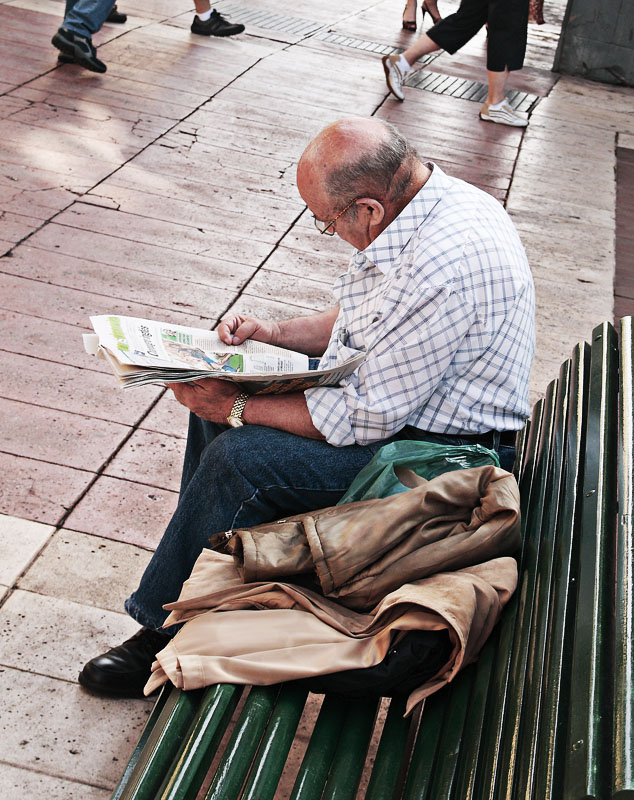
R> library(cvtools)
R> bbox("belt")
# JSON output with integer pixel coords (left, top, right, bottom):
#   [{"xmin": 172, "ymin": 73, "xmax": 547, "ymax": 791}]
[
  {"xmin": 400, "ymin": 426, "xmax": 518, "ymax": 449},
  {"xmin": 451, "ymin": 429, "xmax": 518, "ymax": 448}
]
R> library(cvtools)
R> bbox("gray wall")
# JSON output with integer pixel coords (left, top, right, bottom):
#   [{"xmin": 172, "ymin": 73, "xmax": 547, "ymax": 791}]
[{"xmin": 554, "ymin": 0, "xmax": 634, "ymax": 87}]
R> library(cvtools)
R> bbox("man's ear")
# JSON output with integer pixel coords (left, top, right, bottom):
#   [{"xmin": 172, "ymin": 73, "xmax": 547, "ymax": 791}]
[{"xmin": 356, "ymin": 197, "xmax": 385, "ymax": 227}]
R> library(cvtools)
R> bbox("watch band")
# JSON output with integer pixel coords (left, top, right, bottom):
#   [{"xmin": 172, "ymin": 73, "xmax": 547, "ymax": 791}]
[{"xmin": 227, "ymin": 392, "xmax": 249, "ymax": 427}]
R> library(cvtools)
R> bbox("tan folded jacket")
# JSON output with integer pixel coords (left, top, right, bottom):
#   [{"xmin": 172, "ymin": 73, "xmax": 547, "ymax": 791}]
[
  {"xmin": 147, "ymin": 553, "xmax": 517, "ymax": 715},
  {"xmin": 145, "ymin": 466, "xmax": 521, "ymax": 713},
  {"xmin": 224, "ymin": 465, "xmax": 520, "ymax": 609}
]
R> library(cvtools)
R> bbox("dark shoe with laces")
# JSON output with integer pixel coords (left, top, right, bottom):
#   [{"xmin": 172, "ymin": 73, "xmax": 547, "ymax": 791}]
[
  {"xmin": 190, "ymin": 10, "xmax": 245, "ymax": 36},
  {"xmin": 78, "ymin": 628, "xmax": 171, "ymax": 697},
  {"xmin": 51, "ymin": 27, "xmax": 107, "ymax": 73},
  {"xmin": 106, "ymin": 4, "xmax": 127, "ymax": 23}
]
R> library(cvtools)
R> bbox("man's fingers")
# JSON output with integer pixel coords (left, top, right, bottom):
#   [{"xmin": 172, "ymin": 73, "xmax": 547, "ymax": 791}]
[{"xmin": 217, "ymin": 315, "xmax": 261, "ymax": 345}]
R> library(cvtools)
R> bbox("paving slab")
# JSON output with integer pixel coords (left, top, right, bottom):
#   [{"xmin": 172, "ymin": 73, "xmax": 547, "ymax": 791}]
[
  {"xmin": 0, "ymin": 355, "xmax": 157, "ymax": 425},
  {"xmin": 0, "ymin": 452, "xmax": 94, "ymax": 526},
  {"xmin": 0, "ymin": 666, "xmax": 151, "ymax": 789},
  {"xmin": 104, "ymin": 428, "xmax": 187, "ymax": 492},
  {"xmin": 18, "ymin": 529, "xmax": 152, "ymax": 612},
  {"xmin": 53, "ymin": 203, "xmax": 274, "ymax": 265},
  {"xmin": 0, "ymin": 762, "xmax": 110, "ymax": 800},
  {"xmin": 9, "ymin": 239, "xmax": 243, "ymax": 322},
  {"xmin": 138, "ymin": 390, "xmax": 190, "ymax": 438},
  {"xmin": 64, "ymin": 474, "xmax": 178, "ymax": 549},
  {"xmin": 0, "ymin": 514, "xmax": 54, "ymax": 588},
  {"xmin": 0, "ymin": 588, "xmax": 143, "ymax": 681},
  {"xmin": 0, "ymin": 272, "xmax": 212, "ymax": 330}
]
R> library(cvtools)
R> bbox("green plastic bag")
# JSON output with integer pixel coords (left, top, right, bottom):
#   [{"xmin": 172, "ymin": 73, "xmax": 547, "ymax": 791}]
[{"xmin": 338, "ymin": 440, "xmax": 500, "ymax": 505}]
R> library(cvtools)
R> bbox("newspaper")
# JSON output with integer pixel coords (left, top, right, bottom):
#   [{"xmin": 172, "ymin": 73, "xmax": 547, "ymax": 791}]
[{"xmin": 83, "ymin": 315, "xmax": 365, "ymax": 394}]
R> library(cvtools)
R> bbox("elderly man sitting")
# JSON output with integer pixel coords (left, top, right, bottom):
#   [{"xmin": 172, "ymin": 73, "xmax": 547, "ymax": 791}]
[{"xmin": 79, "ymin": 116, "xmax": 535, "ymax": 697}]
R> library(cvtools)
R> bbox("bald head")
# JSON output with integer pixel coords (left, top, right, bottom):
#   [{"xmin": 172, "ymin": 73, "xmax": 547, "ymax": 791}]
[{"xmin": 297, "ymin": 118, "xmax": 423, "ymax": 242}]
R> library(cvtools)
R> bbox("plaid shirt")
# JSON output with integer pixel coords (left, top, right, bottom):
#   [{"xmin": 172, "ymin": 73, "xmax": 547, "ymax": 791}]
[{"xmin": 305, "ymin": 164, "xmax": 535, "ymax": 447}]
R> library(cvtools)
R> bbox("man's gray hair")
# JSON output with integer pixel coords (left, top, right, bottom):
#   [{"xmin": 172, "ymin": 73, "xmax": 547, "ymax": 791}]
[{"xmin": 325, "ymin": 120, "xmax": 417, "ymax": 214}]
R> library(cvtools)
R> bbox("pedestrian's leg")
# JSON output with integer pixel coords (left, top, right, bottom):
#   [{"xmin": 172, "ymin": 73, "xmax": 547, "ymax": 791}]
[
  {"xmin": 381, "ymin": 0, "xmax": 486, "ymax": 100},
  {"xmin": 486, "ymin": 67, "xmax": 508, "ymax": 105},
  {"xmin": 479, "ymin": 0, "xmax": 529, "ymax": 126},
  {"xmin": 52, "ymin": 0, "xmax": 113, "ymax": 72},
  {"xmin": 62, "ymin": 0, "xmax": 114, "ymax": 37}
]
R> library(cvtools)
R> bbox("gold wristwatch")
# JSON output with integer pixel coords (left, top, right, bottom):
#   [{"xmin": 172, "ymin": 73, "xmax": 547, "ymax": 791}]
[{"xmin": 227, "ymin": 392, "xmax": 249, "ymax": 427}]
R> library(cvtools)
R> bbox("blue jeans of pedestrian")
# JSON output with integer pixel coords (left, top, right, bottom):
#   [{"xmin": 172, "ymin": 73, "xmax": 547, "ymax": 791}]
[
  {"xmin": 63, "ymin": 0, "xmax": 114, "ymax": 37},
  {"xmin": 125, "ymin": 415, "xmax": 516, "ymax": 633}
]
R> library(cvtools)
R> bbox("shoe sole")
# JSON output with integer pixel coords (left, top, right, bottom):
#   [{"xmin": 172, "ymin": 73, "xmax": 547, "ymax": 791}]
[
  {"xmin": 190, "ymin": 25, "xmax": 245, "ymax": 36},
  {"xmin": 52, "ymin": 32, "xmax": 107, "ymax": 73},
  {"xmin": 78, "ymin": 669, "xmax": 154, "ymax": 698},
  {"xmin": 479, "ymin": 112, "xmax": 527, "ymax": 127},
  {"xmin": 381, "ymin": 57, "xmax": 404, "ymax": 101}
]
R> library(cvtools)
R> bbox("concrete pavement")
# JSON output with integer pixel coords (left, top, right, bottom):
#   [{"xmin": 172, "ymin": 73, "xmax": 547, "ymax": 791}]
[{"xmin": 1, "ymin": 0, "xmax": 633, "ymax": 794}]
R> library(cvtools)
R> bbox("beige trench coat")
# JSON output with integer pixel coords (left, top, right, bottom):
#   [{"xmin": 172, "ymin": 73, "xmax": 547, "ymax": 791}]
[{"xmin": 146, "ymin": 465, "xmax": 521, "ymax": 714}]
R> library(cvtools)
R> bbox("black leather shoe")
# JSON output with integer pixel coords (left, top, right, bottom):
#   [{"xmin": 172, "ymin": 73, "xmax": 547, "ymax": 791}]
[
  {"xmin": 106, "ymin": 4, "xmax": 127, "ymax": 23},
  {"xmin": 78, "ymin": 628, "xmax": 171, "ymax": 697},
  {"xmin": 190, "ymin": 10, "xmax": 245, "ymax": 36}
]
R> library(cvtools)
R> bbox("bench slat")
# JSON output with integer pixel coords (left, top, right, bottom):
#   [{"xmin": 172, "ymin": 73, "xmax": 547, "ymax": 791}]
[
  {"xmin": 111, "ymin": 685, "xmax": 170, "ymax": 800},
  {"xmin": 451, "ymin": 632, "xmax": 499, "ymax": 800},
  {"xmin": 565, "ymin": 321, "xmax": 619, "ymax": 800},
  {"xmin": 615, "ymin": 317, "xmax": 634, "ymax": 799},
  {"xmin": 403, "ymin": 686, "xmax": 447, "ymax": 799},
  {"xmin": 289, "ymin": 695, "xmax": 349, "ymax": 800},
  {"xmin": 513, "ymin": 361, "xmax": 573, "ymax": 798},
  {"xmin": 204, "ymin": 685, "xmax": 281, "ymax": 800},
  {"xmin": 320, "ymin": 697, "xmax": 380, "ymax": 800},
  {"xmin": 427, "ymin": 665, "xmax": 474, "ymax": 798},
  {"xmin": 532, "ymin": 345, "xmax": 589, "ymax": 800},
  {"xmin": 474, "ymin": 397, "xmax": 545, "ymax": 796},
  {"xmin": 492, "ymin": 380, "xmax": 559, "ymax": 800},
  {"xmin": 157, "ymin": 683, "xmax": 242, "ymax": 800},
  {"xmin": 364, "ymin": 695, "xmax": 411, "ymax": 800},
  {"xmin": 115, "ymin": 687, "xmax": 206, "ymax": 800},
  {"xmin": 241, "ymin": 683, "xmax": 308, "ymax": 800}
]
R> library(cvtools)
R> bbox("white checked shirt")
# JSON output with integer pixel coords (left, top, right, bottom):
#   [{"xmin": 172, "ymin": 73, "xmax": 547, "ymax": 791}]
[{"xmin": 305, "ymin": 164, "xmax": 535, "ymax": 447}]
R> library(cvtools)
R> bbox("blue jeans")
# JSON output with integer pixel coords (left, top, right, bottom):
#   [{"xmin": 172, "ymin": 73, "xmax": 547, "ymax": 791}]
[
  {"xmin": 125, "ymin": 415, "xmax": 516, "ymax": 632},
  {"xmin": 63, "ymin": 0, "xmax": 114, "ymax": 37}
]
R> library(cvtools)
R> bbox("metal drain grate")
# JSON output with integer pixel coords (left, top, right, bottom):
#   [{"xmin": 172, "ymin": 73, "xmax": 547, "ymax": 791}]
[
  {"xmin": 404, "ymin": 69, "xmax": 539, "ymax": 111},
  {"xmin": 315, "ymin": 31, "xmax": 398, "ymax": 57},
  {"xmin": 215, "ymin": 2, "xmax": 323, "ymax": 36}
]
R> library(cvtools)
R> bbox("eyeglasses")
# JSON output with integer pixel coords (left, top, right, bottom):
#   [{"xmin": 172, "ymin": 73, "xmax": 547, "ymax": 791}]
[{"xmin": 313, "ymin": 197, "xmax": 359, "ymax": 236}]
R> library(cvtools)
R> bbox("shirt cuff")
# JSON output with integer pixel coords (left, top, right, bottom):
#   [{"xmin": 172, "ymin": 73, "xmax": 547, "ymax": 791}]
[{"xmin": 305, "ymin": 386, "xmax": 356, "ymax": 447}]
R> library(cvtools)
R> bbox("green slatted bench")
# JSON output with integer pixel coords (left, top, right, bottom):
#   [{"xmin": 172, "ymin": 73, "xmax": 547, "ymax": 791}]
[{"xmin": 110, "ymin": 318, "xmax": 634, "ymax": 800}]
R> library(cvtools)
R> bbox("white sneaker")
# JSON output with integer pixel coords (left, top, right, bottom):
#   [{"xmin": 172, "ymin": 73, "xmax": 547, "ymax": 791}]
[
  {"xmin": 382, "ymin": 55, "xmax": 405, "ymax": 101},
  {"xmin": 479, "ymin": 99, "xmax": 528, "ymax": 127}
]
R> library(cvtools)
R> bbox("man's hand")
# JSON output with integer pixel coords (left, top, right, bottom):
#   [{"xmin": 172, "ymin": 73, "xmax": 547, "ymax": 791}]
[
  {"xmin": 168, "ymin": 378, "xmax": 239, "ymax": 423},
  {"xmin": 217, "ymin": 315, "xmax": 281, "ymax": 346}
]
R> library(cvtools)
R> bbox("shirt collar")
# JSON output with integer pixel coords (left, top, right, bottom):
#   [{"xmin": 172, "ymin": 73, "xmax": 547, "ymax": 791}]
[{"xmin": 360, "ymin": 163, "xmax": 450, "ymax": 275}]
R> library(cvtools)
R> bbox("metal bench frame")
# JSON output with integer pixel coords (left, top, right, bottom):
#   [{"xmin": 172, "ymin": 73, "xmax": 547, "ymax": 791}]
[{"xmin": 111, "ymin": 319, "xmax": 634, "ymax": 800}]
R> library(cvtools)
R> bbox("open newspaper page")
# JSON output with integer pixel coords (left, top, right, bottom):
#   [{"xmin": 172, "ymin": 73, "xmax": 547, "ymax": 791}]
[{"xmin": 84, "ymin": 315, "xmax": 365, "ymax": 394}]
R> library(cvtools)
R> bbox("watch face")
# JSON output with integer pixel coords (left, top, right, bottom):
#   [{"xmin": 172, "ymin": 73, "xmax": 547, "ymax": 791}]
[{"xmin": 227, "ymin": 416, "xmax": 243, "ymax": 428}]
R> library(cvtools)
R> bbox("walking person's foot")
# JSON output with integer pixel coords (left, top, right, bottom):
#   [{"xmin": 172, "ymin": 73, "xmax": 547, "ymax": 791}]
[
  {"xmin": 78, "ymin": 628, "xmax": 171, "ymax": 697},
  {"xmin": 382, "ymin": 54, "xmax": 407, "ymax": 101},
  {"xmin": 106, "ymin": 4, "xmax": 127, "ymax": 23},
  {"xmin": 51, "ymin": 28, "xmax": 107, "ymax": 72},
  {"xmin": 479, "ymin": 99, "xmax": 528, "ymax": 127},
  {"xmin": 191, "ymin": 10, "xmax": 245, "ymax": 36}
]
